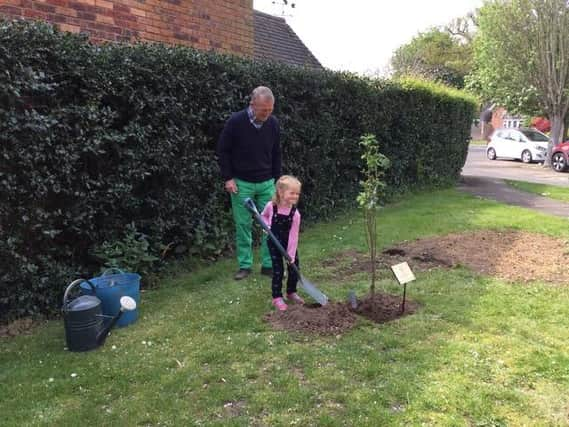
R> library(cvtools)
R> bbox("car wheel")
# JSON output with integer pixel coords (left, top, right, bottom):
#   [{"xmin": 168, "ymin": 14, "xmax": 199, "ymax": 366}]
[
  {"xmin": 487, "ymin": 148, "xmax": 497, "ymax": 160},
  {"xmin": 521, "ymin": 150, "xmax": 532, "ymax": 163},
  {"xmin": 552, "ymin": 152, "xmax": 566, "ymax": 172}
]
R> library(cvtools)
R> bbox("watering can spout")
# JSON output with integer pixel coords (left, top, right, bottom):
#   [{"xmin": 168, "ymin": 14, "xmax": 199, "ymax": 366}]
[{"xmin": 96, "ymin": 296, "xmax": 137, "ymax": 345}]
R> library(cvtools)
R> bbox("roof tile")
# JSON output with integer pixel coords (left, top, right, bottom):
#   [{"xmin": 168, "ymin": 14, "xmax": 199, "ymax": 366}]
[{"xmin": 253, "ymin": 10, "xmax": 322, "ymax": 69}]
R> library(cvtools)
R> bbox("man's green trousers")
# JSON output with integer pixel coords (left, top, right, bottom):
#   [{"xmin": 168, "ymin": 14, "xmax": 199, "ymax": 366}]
[{"xmin": 230, "ymin": 178, "xmax": 275, "ymax": 270}]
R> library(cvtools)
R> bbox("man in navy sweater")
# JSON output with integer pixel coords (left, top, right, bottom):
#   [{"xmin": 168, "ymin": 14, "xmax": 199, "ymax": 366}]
[{"xmin": 217, "ymin": 86, "xmax": 282, "ymax": 280}]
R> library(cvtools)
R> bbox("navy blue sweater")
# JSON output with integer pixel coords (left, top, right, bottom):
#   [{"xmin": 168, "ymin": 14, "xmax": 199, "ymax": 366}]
[{"xmin": 216, "ymin": 109, "xmax": 281, "ymax": 183}]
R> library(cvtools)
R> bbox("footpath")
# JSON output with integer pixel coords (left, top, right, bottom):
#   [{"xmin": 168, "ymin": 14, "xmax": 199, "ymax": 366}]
[{"xmin": 458, "ymin": 176, "xmax": 569, "ymax": 218}]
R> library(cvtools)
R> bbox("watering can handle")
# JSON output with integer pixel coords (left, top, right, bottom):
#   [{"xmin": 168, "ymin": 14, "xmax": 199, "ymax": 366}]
[
  {"xmin": 101, "ymin": 268, "xmax": 125, "ymax": 276},
  {"xmin": 62, "ymin": 278, "xmax": 97, "ymax": 313}
]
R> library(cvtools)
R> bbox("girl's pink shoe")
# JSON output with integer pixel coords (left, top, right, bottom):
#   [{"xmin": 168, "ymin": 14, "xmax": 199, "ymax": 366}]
[
  {"xmin": 272, "ymin": 297, "xmax": 288, "ymax": 311},
  {"xmin": 286, "ymin": 292, "xmax": 305, "ymax": 305}
]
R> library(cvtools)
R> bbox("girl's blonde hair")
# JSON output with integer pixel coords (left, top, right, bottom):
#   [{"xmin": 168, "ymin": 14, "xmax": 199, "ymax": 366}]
[{"xmin": 272, "ymin": 175, "xmax": 301, "ymax": 205}]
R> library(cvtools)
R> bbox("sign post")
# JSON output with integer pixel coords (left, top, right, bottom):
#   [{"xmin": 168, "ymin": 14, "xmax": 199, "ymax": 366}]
[{"xmin": 390, "ymin": 262, "xmax": 416, "ymax": 313}]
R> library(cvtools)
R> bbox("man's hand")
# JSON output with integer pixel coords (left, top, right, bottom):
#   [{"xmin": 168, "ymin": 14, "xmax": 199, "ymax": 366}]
[{"xmin": 224, "ymin": 179, "xmax": 238, "ymax": 194}]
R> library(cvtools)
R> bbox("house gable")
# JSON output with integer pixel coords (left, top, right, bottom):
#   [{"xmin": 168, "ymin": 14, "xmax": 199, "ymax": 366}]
[{"xmin": 253, "ymin": 10, "xmax": 322, "ymax": 69}]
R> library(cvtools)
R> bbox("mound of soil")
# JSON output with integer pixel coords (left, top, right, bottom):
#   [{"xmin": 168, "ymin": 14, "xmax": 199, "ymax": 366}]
[
  {"xmin": 355, "ymin": 292, "xmax": 420, "ymax": 323},
  {"xmin": 264, "ymin": 302, "xmax": 358, "ymax": 335}
]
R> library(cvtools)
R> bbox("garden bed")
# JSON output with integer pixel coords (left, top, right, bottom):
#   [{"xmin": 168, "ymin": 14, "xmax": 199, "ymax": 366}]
[
  {"xmin": 266, "ymin": 229, "xmax": 569, "ymax": 334},
  {"xmin": 323, "ymin": 230, "xmax": 569, "ymax": 285}
]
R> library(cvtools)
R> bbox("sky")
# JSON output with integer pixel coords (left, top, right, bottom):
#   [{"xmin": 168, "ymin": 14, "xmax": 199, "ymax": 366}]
[{"xmin": 253, "ymin": 0, "xmax": 483, "ymax": 75}]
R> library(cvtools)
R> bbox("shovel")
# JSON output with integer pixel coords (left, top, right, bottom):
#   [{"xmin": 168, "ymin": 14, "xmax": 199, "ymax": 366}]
[{"xmin": 243, "ymin": 198, "xmax": 329, "ymax": 306}]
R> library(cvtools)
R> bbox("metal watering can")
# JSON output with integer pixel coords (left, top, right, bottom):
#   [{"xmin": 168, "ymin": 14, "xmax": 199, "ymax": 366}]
[{"xmin": 62, "ymin": 279, "xmax": 136, "ymax": 352}]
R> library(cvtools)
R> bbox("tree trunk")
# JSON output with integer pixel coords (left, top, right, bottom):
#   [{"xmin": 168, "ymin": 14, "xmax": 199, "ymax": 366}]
[
  {"xmin": 369, "ymin": 211, "xmax": 377, "ymax": 295},
  {"xmin": 545, "ymin": 113, "xmax": 565, "ymax": 168},
  {"xmin": 364, "ymin": 209, "xmax": 376, "ymax": 295}
]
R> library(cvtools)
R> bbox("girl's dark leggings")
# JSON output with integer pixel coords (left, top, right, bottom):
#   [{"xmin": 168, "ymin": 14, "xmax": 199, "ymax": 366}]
[{"xmin": 268, "ymin": 244, "xmax": 299, "ymax": 298}]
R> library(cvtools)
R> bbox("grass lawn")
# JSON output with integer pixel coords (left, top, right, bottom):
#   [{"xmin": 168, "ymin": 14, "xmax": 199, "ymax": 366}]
[
  {"xmin": 2, "ymin": 189, "xmax": 569, "ymax": 426},
  {"xmin": 506, "ymin": 179, "xmax": 569, "ymax": 203}
]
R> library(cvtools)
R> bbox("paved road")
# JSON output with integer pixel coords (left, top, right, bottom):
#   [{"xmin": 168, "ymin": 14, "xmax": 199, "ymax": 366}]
[
  {"xmin": 462, "ymin": 145, "xmax": 569, "ymax": 187},
  {"xmin": 459, "ymin": 145, "xmax": 569, "ymax": 218},
  {"xmin": 458, "ymin": 176, "xmax": 569, "ymax": 217}
]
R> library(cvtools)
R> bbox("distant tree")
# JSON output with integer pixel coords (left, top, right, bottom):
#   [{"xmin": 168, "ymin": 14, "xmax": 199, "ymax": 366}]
[
  {"xmin": 445, "ymin": 10, "xmax": 479, "ymax": 43},
  {"xmin": 468, "ymin": 0, "xmax": 569, "ymax": 165},
  {"xmin": 391, "ymin": 28, "xmax": 473, "ymax": 89}
]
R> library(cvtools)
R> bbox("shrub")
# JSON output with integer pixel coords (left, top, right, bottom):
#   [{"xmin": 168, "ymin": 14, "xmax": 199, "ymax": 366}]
[{"xmin": 92, "ymin": 223, "xmax": 161, "ymax": 284}]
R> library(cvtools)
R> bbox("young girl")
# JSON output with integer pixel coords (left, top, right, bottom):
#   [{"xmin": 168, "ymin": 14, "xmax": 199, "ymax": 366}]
[{"xmin": 261, "ymin": 175, "xmax": 304, "ymax": 311}]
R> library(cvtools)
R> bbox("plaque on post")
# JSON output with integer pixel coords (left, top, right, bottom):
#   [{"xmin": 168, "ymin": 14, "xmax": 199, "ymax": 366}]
[{"xmin": 390, "ymin": 262, "xmax": 415, "ymax": 313}]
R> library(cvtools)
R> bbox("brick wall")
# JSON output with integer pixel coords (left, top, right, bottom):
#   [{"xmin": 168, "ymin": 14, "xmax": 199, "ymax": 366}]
[{"xmin": 0, "ymin": 0, "xmax": 254, "ymax": 56}]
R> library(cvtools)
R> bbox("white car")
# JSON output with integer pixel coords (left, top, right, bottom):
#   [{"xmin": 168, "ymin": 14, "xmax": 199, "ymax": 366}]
[{"xmin": 486, "ymin": 128, "xmax": 549, "ymax": 163}]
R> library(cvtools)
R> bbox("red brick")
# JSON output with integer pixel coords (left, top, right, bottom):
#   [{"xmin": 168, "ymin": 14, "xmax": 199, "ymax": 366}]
[
  {"xmin": 114, "ymin": 19, "xmax": 136, "ymax": 30},
  {"xmin": 68, "ymin": 1, "xmax": 96, "ymax": 12},
  {"xmin": 55, "ymin": 6, "xmax": 77, "ymax": 16},
  {"xmin": 1, "ymin": 0, "xmax": 23, "ymax": 6},
  {"xmin": 46, "ymin": 0, "xmax": 68, "ymax": 6},
  {"xmin": 58, "ymin": 22, "xmax": 80, "ymax": 32},
  {"xmin": 87, "ymin": 21, "xmax": 119, "ymax": 32},
  {"xmin": 52, "ymin": 13, "xmax": 66, "ymax": 22},
  {"xmin": 113, "ymin": 11, "xmax": 136, "ymax": 22},
  {"xmin": 112, "ymin": 3, "xmax": 128, "ymax": 13},
  {"xmin": 24, "ymin": 8, "xmax": 47, "ymax": 18},
  {"xmin": 34, "ymin": 2, "xmax": 56, "ymax": 12},
  {"xmin": 95, "ymin": 13, "xmax": 113, "ymax": 24},
  {"xmin": 129, "ymin": 6, "xmax": 144, "ymax": 16},
  {"xmin": 0, "ymin": 5, "xmax": 22, "ymax": 14},
  {"xmin": 95, "ymin": 0, "xmax": 112, "ymax": 7},
  {"xmin": 76, "ymin": 10, "xmax": 95, "ymax": 19}
]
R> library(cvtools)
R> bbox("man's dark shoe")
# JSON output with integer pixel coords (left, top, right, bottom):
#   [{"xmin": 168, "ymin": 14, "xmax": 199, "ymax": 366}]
[
  {"xmin": 234, "ymin": 268, "xmax": 251, "ymax": 280},
  {"xmin": 260, "ymin": 267, "xmax": 273, "ymax": 277}
]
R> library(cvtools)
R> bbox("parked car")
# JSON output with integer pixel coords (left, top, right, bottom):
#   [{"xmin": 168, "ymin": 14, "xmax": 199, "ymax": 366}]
[
  {"xmin": 486, "ymin": 128, "xmax": 549, "ymax": 163},
  {"xmin": 551, "ymin": 140, "xmax": 569, "ymax": 172}
]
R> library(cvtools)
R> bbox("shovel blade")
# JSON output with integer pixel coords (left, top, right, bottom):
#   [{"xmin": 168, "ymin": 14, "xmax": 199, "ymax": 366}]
[{"xmin": 299, "ymin": 274, "xmax": 328, "ymax": 306}]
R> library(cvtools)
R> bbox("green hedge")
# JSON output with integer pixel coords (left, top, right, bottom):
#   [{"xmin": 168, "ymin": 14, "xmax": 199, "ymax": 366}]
[{"xmin": 0, "ymin": 20, "xmax": 477, "ymax": 321}]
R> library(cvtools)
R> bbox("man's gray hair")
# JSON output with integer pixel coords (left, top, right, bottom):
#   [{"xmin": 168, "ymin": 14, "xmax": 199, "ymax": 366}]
[{"xmin": 251, "ymin": 86, "xmax": 274, "ymax": 102}]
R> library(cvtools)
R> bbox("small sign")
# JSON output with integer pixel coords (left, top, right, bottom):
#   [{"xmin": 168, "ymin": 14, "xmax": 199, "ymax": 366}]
[{"xmin": 391, "ymin": 262, "xmax": 416, "ymax": 285}]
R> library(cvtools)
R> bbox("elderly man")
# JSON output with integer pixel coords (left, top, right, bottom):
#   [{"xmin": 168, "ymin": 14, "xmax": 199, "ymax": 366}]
[{"xmin": 217, "ymin": 86, "xmax": 282, "ymax": 280}]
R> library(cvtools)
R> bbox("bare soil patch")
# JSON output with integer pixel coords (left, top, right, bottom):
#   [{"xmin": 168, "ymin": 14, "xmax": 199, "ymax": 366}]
[
  {"xmin": 267, "ymin": 230, "xmax": 569, "ymax": 335},
  {"xmin": 264, "ymin": 302, "xmax": 358, "ymax": 335},
  {"xmin": 223, "ymin": 400, "xmax": 247, "ymax": 417},
  {"xmin": 0, "ymin": 318, "xmax": 40, "ymax": 338},
  {"xmin": 324, "ymin": 230, "xmax": 569, "ymax": 285}
]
